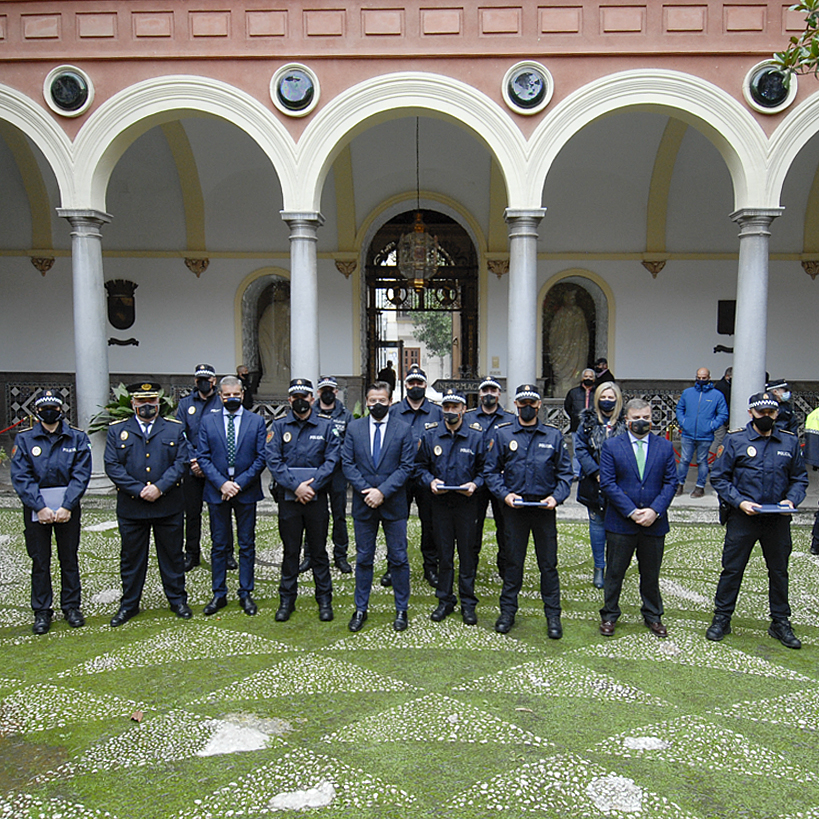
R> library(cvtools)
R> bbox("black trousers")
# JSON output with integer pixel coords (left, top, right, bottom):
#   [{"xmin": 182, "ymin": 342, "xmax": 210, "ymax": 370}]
[
  {"xmin": 278, "ymin": 493, "xmax": 332, "ymax": 604},
  {"xmin": 474, "ymin": 486, "xmax": 508, "ymax": 575},
  {"xmin": 714, "ymin": 511, "xmax": 792, "ymax": 621},
  {"xmin": 183, "ymin": 471, "xmax": 233, "ymax": 559},
  {"xmin": 500, "ymin": 505, "xmax": 560, "ymax": 617},
  {"xmin": 329, "ymin": 476, "xmax": 349, "ymax": 557},
  {"xmin": 117, "ymin": 512, "xmax": 187, "ymax": 612},
  {"xmin": 432, "ymin": 493, "xmax": 480, "ymax": 608},
  {"xmin": 23, "ymin": 506, "xmax": 82, "ymax": 614},
  {"xmin": 407, "ymin": 483, "xmax": 438, "ymax": 574},
  {"xmin": 600, "ymin": 530, "xmax": 665, "ymax": 623}
]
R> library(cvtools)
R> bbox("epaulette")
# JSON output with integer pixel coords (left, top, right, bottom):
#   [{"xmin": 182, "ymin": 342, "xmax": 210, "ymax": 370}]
[
  {"xmin": 109, "ymin": 418, "xmax": 128, "ymax": 425},
  {"xmin": 469, "ymin": 422, "xmax": 483, "ymax": 431},
  {"xmin": 317, "ymin": 412, "xmax": 333, "ymax": 419},
  {"xmin": 464, "ymin": 407, "xmax": 477, "ymax": 414},
  {"xmin": 543, "ymin": 422, "xmax": 560, "ymax": 429},
  {"xmin": 69, "ymin": 424, "xmax": 84, "ymax": 432},
  {"xmin": 780, "ymin": 429, "xmax": 795, "ymax": 436},
  {"xmin": 496, "ymin": 421, "xmax": 513, "ymax": 428},
  {"xmin": 425, "ymin": 421, "xmax": 439, "ymax": 429},
  {"xmin": 727, "ymin": 427, "xmax": 743, "ymax": 434},
  {"xmin": 165, "ymin": 417, "xmax": 183, "ymax": 424}
]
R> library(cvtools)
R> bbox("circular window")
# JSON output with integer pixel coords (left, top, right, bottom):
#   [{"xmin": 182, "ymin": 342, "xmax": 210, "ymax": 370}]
[
  {"xmin": 43, "ymin": 65, "xmax": 94, "ymax": 117},
  {"xmin": 502, "ymin": 61, "xmax": 553, "ymax": 116},
  {"xmin": 270, "ymin": 64, "xmax": 320, "ymax": 117},
  {"xmin": 742, "ymin": 61, "xmax": 797, "ymax": 115}
]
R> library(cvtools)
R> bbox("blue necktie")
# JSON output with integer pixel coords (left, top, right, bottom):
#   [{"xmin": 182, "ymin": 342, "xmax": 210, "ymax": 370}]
[
  {"xmin": 227, "ymin": 414, "xmax": 236, "ymax": 468},
  {"xmin": 372, "ymin": 422, "xmax": 383, "ymax": 464}
]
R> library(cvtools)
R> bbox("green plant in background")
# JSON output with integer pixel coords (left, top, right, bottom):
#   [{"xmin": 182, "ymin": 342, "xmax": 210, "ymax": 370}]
[
  {"xmin": 0, "ymin": 446, "xmax": 8, "ymax": 465},
  {"xmin": 87, "ymin": 383, "xmax": 176, "ymax": 434},
  {"xmin": 773, "ymin": 1, "xmax": 819, "ymax": 76}
]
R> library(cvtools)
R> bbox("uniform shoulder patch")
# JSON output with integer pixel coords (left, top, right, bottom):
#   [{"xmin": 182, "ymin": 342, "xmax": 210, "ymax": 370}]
[
  {"xmin": 266, "ymin": 430, "xmax": 274, "ymax": 443},
  {"xmin": 464, "ymin": 408, "xmax": 477, "ymax": 414},
  {"xmin": 425, "ymin": 421, "xmax": 439, "ymax": 429},
  {"xmin": 69, "ymin": 424, "xmax": 83, "ymax": 431},
  {"xmin": 727, "ymin": 427, "xmax": 743, "ymax": 434},
  {"xmin": 780, "ymin": 429, "xmax": 795, "ymax": 436},
  {"xmin": 318, "ymin": 412, "xmax": 332, "ymax": 419},
  {"xmin": 470, "ymin": 422, "xmax": 483, "ymax": 431},
  {"xmin": 716, "ymin": 444, "xmax": 725, "ymax": 459},
  {"xmin": 165, "ymin": 417, "xmax": 183, "ymax": 424},
  {"xmin": 109, "ymin": 418, "xmax": 128, "ymax": 426},
  {"xmin": 543, "ymin": 422, "xmax": 559, "ymax": 429},
  {"xmin": 496, "ymin": 421, "xmax": 513, "ymax": 428}
]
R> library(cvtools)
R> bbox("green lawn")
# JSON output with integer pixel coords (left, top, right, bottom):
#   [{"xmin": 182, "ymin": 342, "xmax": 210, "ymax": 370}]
[{"xmin": 1, "ymin": 506, "xmax": 818, "ymax": 818}]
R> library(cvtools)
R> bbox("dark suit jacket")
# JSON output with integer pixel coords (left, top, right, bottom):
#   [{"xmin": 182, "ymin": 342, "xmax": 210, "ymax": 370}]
[
  {"xmin": 104, "ymin": 415, "xmax": 187, "ymax": 519},
  {"xmin": 342, "ymin": 415, "xmax": 415, "ymax": 521},
  {"xmin": 196, "ymin": 408, "xmax": 266, "ymax": 505},
  {"xmin": 599, "ymin": 432, "xmax": 677, "ymax": 536}
]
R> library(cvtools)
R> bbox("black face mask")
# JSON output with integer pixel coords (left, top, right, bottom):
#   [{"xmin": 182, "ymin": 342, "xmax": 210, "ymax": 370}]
[
  {"xmin": 753, "ymin": 415, "xmax": 776, "ymax": 433},
  {"xmin": 136, "ymin": 404, "xmax": 158, "ymax": 420},
  {"xmin": 582, "ymin": 379, "xmax": 595, "ymax": 387},
  {"xmin": 222, "ymin": 397, "xmax": 242, "ymax": 413},
  {"xmin": 196, "ymin": 378, "xmax": 213, "ymax": 394},
  {"xmin": 481, "ymin": 394, "xmax": 498, "ymax": 408},
  {"xmin": 599, "ymin": 399, "xmax": 617, "ymax": 414},
  {"xmin": 368, "ymin": 402, "xmax": 389, "ymax": 420},
  {"xmin": 519, "ymin": 405, "xmax": 538, "ymax": 423},
  {"xmin": 629, "ymin": 419, "xmax": 651, "ymax": 436},
  {"xmin": 320, "ymin": 390, "xmax": 335, "ymax": 405},
  {"xmin": 407, "ymin": 386, "xmax": 425, "ymax": 401},
  {"xmin": 38, "ymin": 408, "xmax": 63, "ymax": 425},
  {"xmin": 292, "ymin": 397, "xmax": 310, "ymax": 415},
  {"xmin": 443, "ymin": 412, "xmax": 461, "ymax": 426}
]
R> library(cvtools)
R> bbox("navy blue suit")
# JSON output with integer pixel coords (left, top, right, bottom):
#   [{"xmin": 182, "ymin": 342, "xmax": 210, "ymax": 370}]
[
  {"xmin": 197, "ymin": 407, "xmax": 266, "ymax": 600},
  {"xmin": 342, "ymin": 415, "xmax": 415, "ymax": 612},
  {"xmin": 599, "ymin": 432, "xmax": 677, "ymax": 623}
]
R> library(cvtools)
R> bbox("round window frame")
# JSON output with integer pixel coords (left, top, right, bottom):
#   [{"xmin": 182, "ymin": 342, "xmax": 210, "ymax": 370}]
[
  {"xmin": 501, "ymin": 61, "xmax": 553, "ymax": 116},
  {"xmin": 270, "ymin": 63, "xmax": 320, "ymax": 118},
  {"xmin": 742, "ymin": 60, "xmax": 797, "ymax": 115},
  {"xmin": 43, "ymin": 65, "xmax": 94, "ymax": 118}
]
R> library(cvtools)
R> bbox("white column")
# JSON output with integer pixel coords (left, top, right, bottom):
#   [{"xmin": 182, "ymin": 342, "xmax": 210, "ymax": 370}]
[
  {"xmin": 505, "ymin": 208, "xmax": 546, "ymax": 403},
  {"xmin": 728, "ymin": 208, "xmax": 783, "ymax": 429},
  {"xmin": 281, "ymin": 211, "xmax": 324, "ymax": 387},
  {"xmin": 57, "ymin": 208, "xmax": 112, "ymax": 490}
]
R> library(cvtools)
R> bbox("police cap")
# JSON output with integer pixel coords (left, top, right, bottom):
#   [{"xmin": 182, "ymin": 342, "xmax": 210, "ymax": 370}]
[
  {"xmin": 127, "ymin": 382, "xmax": 162, "ymax": 399},
  {"xmin": 33, "ymin": 389, "xmax": 63, "ymax": 409},
  {"xmin": 194, "ymin": 363, "xmax": 216, "ymax": 378},
  {"xmin": 405, "ymin": 365, "xmax": 427, "ymax": 384},
  {"xmin": 441, "ymin": 388, "xmax": 466, "ymax": 405},
  {"xmin": 317, "ymin": 375, "xmax": 338, "ymax": 390},
  {"xmin": 478, "ymin": 376, "xmax": 502, "ymax": 392},
  {"xmin": 765, "ymin": 378, "xmax": 789, "ymax": 392},
  {"xmin": 514, "ymin": 383, "xmax": 541, "ymax": 401},
  {"xmin": 748, "ymin": 392, "xmax": 779, "ymax": 410},
  {"xmin": 288, "ymin": 378, "xmax": 314, "ymax": 396}
]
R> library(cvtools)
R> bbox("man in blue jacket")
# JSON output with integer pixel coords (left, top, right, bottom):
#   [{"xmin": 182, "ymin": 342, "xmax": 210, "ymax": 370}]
[
  {"xmin": 599, "ymin": 398, "xmax": 678, "ymax": 638},
  {"xmin": 675, "ymin": 367, "xmax": 728, "ymax": 498}
]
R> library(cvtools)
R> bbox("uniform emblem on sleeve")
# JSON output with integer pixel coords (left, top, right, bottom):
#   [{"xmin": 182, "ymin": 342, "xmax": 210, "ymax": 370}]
[
  {"xmin": 716, "ymin": 444, "xmax": 724, "ymax": 458},
  {"xmin": 121, "ymin": 431, "xmax": 129, "ymax": 441},
  {"xmin": 31, "ymin": 446, "xmax": 42, "ymax": 456},
  {"xmin": 509, "ymin": 439, "xmax": 518, "ymax": 452},
  {"xmin": 188, "ymin": 406, "xmax": 196, "ymax": 415},
  {"xmin": 283, "ymin": 432, "xmax": 292, "ymax": 443},
  {"xmin": 266, "ymin": 430, "xmax": 274, "ymax": 443},
  {"xmin": 11, "ymin": 445, "xmax": 17, "ymax": 457},
  {"xmin": 434, "ymin": 445, "xmax": 442, "ymax": 456},
  {"xmin": 746, "ymin": 445, "xmax": 757, "ymax": 457},
  {"xmin": 487, "ymin": 439, "xmax": 494, "ymax": 451}
]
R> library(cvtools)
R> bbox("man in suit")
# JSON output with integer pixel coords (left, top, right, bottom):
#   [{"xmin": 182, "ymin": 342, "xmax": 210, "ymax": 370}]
[
  {"xmin": 197, "ymin": 375, "xmax": 267, "ymax": 616},
  {"xmin": 598, "ymin": 397, "xmax": 678, "ymax": 638},
  {"xmin": 104, "ymin": 382, "xmax": 192, "ymax": 627},
  {"xmin": 342, "ymin": 380, "xmax": 416, "ymax": 632}
]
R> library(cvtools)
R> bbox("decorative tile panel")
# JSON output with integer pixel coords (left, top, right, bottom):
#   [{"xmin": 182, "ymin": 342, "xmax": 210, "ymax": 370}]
[
  {"xmin": 0, "ymin": 16, "xmax": 6, "ymax": 40},
  {"xmin": 539, "ymin": 6, "xmax": 582, "ymax": 33},
  {"xmin": 601, "ymin": 5, "xmax": 645, "ymax": 32},
  {"xmin": 421, "ymin": 7, "xmax": 462, "ymax": 35},
  {"xmin": 362, "ymin": 8, "xmax": 404, "ymax": 35},
  {"xmin": 246, "ymin": 10, "xmax": 287, "ymax": 37},
  {"xmin": 304, "ymin": 9, "xmax": 345, "ymax": 36},
  {"xmin": 132, "ymin": 12, "xmax": 173, "ymax": 38},
  {"xmin": 479, "ymin": 7, "xmax": 522, "ymax": 35},
  {"xmin": 724, "ymin": 4, "xmax": 766, "ymax": 31},
  {"xmin": 190, "ymin": 11, "xmax": 230, "ymax": 37},
  {"xmin": 77, "ymin": 12, "xmax": 117, "ymax": 39},
  {"xmin": 664, "ymin": 5, "xmax": 707, "ymax": 32},
  {"xmin": 22, "ymin": 14, "xmax": 61, "ymax": 39}
]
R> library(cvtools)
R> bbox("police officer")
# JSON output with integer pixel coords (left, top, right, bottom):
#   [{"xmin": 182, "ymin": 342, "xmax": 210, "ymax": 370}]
[
  {"xmin": 389, "ymin": 364, "xmax": 443, "ymax": 588},
  {"xmin": 11, "ymin": 390, "xmax": 92, "ymax": 634},
  {"xmin": 176, "ymin": 364, "xmax": 236, "ymax": 572},
  {"xmin": 766, "ymin": 378, "xmax": 800, "ymax": 436},
  {"xmin": 416, "ymin": 388, "xmax": 486, "ymax": 624},
  {"xmin": 707, "ymin": 392, "xmax": 808, "ymax": 648},
  {"xmin": 266, "ymin": 378, "xmax": 341, "ymax": 622},
  {"xmin": 484, "ymin": 383, "xmax": 573, "ymax": 637},
  {"xmin": 104, "ymin": 382, "xmax": 192, "ymax": 627},
  {"xmin": 464, "ymin": 376, "xmax": 515, "ymax": 578}
]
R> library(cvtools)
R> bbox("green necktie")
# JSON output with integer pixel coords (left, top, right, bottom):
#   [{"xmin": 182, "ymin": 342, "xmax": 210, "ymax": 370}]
[
  {"xmin": 636, "ymin": 439, "xmax": 646, "ymax": 479},
  {"xmin": 227, "ymin": 413, "xmax": 236, "ymax": 468}
]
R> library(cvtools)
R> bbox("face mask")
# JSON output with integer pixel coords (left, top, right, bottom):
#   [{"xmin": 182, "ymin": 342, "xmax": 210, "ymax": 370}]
[
  {"xmin": 136, "ymin": 404, "xmax": 158, "ymax": 420},
  {"xmin": 582, "ymin": 379, "xmax": 595, "ymax": 387},
  {"xmin": 368, "ymin": 402, "xmax": 389, "ymax": 420},
  {"xmin": 291, "ymin": 397, "xmax": 310, "ymax": 415},
  {"xmin": 519, "ymin": 405, "xmax": 538, "ymax": 423},
  {"xmin": 196, "ymin": 378, "xmax": 213, "ymax": 394},
  {"xmin": 598, "ymin": 399, "xmax": 617, "ymax": 414},
  {"xmin": 407, "ymin": 386, "xmax": 425, "ymax": 401},
  {"xmin": 695, "ymin": 379, "xmax": 710, "ymax": 389},
  {"xmin": 780, "ymin": 391, "xmax": 791, "ymax": 402},
  {"xmin": 629, "ymin": 419, "xmax": 651, "ymax": 436},
  {"xmin": 480, "ymin": 394, "xmax": 498, "ymax": 408},
  {"xmin": 222, "ymin": 397, "xmax": 242, "ymax": 413},
  {"xmin": 38, "ymin": 408, "xmax": 62, "ymax": 425},
  {"xmin": 320, "ymin": 390, "xmax": 335, "ymax": 405},
  {"xmin": 443, "ymin": 412, "xmax": 461, "ymax": 426},
  {"xmin": 753, "ymin": 415, "xmax": 776, "ymax": 433}
]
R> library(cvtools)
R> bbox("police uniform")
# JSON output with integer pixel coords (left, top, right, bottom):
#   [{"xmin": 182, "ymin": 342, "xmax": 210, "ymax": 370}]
[
  {"xmin": 10, "ymin": 390, "xmax": 92, "ymax": 633},
  {"xmin": 103, "ymin": 382, "xmax": 190, "ymax": 626},
  {"xmin": 265, "ymin": 379, "xmax": 342, "ymax": 620},
  {"xmin": 766, "ymin": 379, "xmax": 800, "ymax": 437},
  {"xmin": 176, "ymin": 364, "xmax": 225, "ymax": 569},
  {"xmin": 391, "ymin": 365, "xmax": 443, "ymax": 584},
  {"xmin": 484, "ymin": 384, "xmax": 573, "ymax": 634},
  {"xmin": 416, "ymin": 389, "xmax": 486, "ymax": 622},
  {"xmin": 708, "ymin": 392, "xmax": 808, "ymax": 647},
  {"xmin": 465, "ymin": 376, "xmax": 516, "ymax": 577}
]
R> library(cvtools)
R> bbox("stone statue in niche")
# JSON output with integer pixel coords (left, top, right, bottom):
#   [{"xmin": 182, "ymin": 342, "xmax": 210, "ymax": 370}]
[
  {"xmin": 257, "ymin": 285, "xmax": 291, "ymax": 396},
  {"xmin": 547, "ymin": 287, "xmax": 590, "ymax": 397}
]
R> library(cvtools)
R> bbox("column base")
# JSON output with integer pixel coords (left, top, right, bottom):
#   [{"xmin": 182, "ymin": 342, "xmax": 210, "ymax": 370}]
[{"xmin": 87, "ymin": 472, "xmax": 114, "ymax": 493}]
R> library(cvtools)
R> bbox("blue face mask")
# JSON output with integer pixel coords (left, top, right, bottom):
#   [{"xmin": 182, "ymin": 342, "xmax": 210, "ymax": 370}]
[
  {"xmin": 598, "ymin": 399, "xmax": 617, "ymax": 414},
  {"xmin": 780, "ymin": 391, "xmax": 791, "ymax": 402},
  {"xmin": 695, "ymin": 379, "xmax": 710, "ymax": 390}
]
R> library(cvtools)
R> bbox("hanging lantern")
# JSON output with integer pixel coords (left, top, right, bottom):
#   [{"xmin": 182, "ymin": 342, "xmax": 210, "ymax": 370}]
[{"xmin": 398, "ymin": 212, "xmax": 439, "ymax": 290}]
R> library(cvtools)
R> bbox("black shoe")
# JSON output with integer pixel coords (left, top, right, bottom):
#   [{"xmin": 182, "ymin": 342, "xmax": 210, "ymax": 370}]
[
  {"xmin": 769, "ymin": 619, "xmax": 801, "ymax": 649},
  {"xmin": 226, "ymin": 554, "xmax": 238, "ymax": 571},
  {"xmin": 394, "ymin": 610, "xmax": 409, "ymax": 632},
  {"xmin": 298, "ymin": 556, "xmax": 312, "ymax": 574},
  {"xmin": 424, "ymin": 570, "xmax": 439, "ymax": 589},
  {"xmin": 593, "ymin": 567, "xmax": 604, "ymax": 589},
  {"xmin": 430, "ymin": 603, "xmax": 455, "ymax": 622},
  {"xmin": 240, "ymin": 595, "xmax": 258, "ymax": 616},
  {"xmin": 675, "ymin": 484, "xmax": 684, "ymax": 497},
  {"xmin": 110, "ymin": 607, "xmax": 138, "ymax": 628},
  {"xmin": 380, "ymin": 571, "xmax": 392, "ymax": 587},
  {"xmin": 547, "ymin": 615, "xmax": 563, "ymax": 640},
  {"xmin": 495, "ymin": 613, "xmax": 515, "ymax": 634},
  {"xmin": 63, "ymin": 609, "xmax": 85, "ymax": 628},
  {"xmin": 348, "ymin": 610, "xmax": 367, "ymax": 632},
  {"xmin": 705, "ymin": 614, "xmax": 731, "ymax": 642},
  {"xmin": 274, "ymin": 600, "xmax": 295, "ymax": 622},
  {"xmin": 171, "ymin": 602, "xmax": 193, "ymax": 619},
  {"xmin": 318, "ymin": 601, "xmax": 334, "ymax": 621},
  {"xmin": 811, "ymin": 538, "xmax": 819, "ymax": 556},
  {"xmin": 203, "ymin": 596, "xmax": 227, "ymax": 616},
  {"xmin": 461, "ymin": 607, "xmax": 478, "ymax": 626},
  {"xmin": 32, "ymin": 611, "xmax": 52, "ymax": 635},
  {"xmin": 184, "ymin": 554, "xmax": 200, "ymax": 572},
  {"xmin": 334, "ymin": 557, "xmax": 352, "ymax": 574}
]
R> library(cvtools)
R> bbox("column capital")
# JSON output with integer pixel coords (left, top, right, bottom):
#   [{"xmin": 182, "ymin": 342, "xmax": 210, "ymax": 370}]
[
  {"xmin": 57, "ymin": 208, "xmax": 112, "ymax": 226},
  {"xmin": 281, "ymin": 211, "xmax": 325, "ymax": 227},
  {"xmin": 504, "ymin": 207, "xmax": 546, "ymax": 224},
  {"xmin": 729, "ymin": 207, "xmax": 784, "ymax": 234}
]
